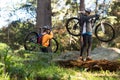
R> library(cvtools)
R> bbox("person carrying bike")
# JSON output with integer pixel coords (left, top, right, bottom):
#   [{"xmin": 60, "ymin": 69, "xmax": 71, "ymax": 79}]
[
  {"xmin": 79, "ymin": 8, "xmax": 99, "ymax": 60},
  {"xmin": 41, "ymin": 25, "xmax": 53, "ymax": 52}
]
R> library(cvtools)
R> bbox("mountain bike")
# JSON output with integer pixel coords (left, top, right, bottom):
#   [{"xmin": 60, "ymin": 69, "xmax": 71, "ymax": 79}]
[
  {"xmin": 24, "ymin": 28, "xmax": 58, "ymax": 53},
  {"xmin": 66, "ymin": 14, "xmax": 115, "ymax": 42},
  {"xmin": 66, "ymin": 2, "xmax": 115, "ymax": 42}
]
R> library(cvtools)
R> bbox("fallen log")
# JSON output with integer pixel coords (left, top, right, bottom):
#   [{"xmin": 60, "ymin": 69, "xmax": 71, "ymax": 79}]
[{"xmin": 55, "ymin": 59, "xmax": 120, "ymax": 72}]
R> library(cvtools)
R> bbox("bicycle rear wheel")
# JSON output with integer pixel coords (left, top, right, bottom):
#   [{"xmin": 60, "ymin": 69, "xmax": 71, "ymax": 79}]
[
  {"xmin": 66, "ymin": 17, "xmax": 81, "ymax": 36},
  {"xmin": 49, "ymin": 38, "xmax": 58, "ymax": 53},
  {"xmin": 24, "ymin": 32, "xmax": 39, "ymax": 51},
  {"xmin": 95, "ymin": 22, "xmax": 115, "ymax": 42}
]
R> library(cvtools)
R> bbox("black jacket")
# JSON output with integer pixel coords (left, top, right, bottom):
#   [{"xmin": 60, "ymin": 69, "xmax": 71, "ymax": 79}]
[{"xmin": 80, "ymin": 13, "xmax": 98, "ymax": 35}]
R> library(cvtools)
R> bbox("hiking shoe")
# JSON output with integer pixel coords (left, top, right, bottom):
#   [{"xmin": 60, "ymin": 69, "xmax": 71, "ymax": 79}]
[
  {"xmin": 86, "ymin": 56, "xmax": 92, "ymax": 61},
  {"xmin": 78, "ymin": 56, "xmax": 83, "ymax": 60}
]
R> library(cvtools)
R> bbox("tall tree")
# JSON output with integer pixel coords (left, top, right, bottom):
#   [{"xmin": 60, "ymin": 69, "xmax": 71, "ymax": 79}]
[
  {"xmin": 36, "ymin": 0, "xmax": 52, "ymax": 32},
  {"xmin": 80, "ymin": 0, "xmax": 85, "ymax": 11}
]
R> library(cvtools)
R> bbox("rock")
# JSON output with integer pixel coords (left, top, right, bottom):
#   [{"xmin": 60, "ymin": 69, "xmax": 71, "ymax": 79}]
[
  {"xmin": 91, "ymin": 47, "xmax": 120, "ymax": 61},
  {"xmin": 54, "ymin": 47, "xmax": 120, "ymax": 61},
  {"xmin": 53, "ymin": 51, "xmax": 80, "ymax": 61}
]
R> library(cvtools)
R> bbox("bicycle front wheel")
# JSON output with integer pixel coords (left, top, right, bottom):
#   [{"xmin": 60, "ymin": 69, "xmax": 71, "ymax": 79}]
[
  {"xmin": 24, "ymin": 32, "xmax": 39, "ymax": 51},
  {"xmin": 95, "ymin": 22, "xmax": 115, "ymax": 42},
  {"xmin": 49, "ymin": 38, "xmax": 58, "ymax": 53},
  {"xmin": 66, "ymin": 17, "xmax": 81, "ymax": 36}
]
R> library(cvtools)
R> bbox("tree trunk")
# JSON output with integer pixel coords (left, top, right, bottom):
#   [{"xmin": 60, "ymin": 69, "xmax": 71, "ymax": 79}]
[
  {"xmin": 80, "ymin": 0, "xmax": 85, "ymax": 11},
  {"xmin": 36, "ymin": 0, "xmax": 52, "ymax": 32}
]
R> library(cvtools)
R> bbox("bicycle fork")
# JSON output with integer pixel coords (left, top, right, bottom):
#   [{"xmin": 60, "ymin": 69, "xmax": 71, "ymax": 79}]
[{"xmin": 100, "ymin": 21, "xmax": 105, "ymax": 33}]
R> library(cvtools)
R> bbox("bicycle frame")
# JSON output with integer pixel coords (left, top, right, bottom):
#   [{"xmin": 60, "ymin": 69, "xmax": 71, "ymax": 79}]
[
  {"xmin": 92, "ymin": 16, "xmax": 106, "ymax": 34},
  {"xmin": 78, "ymin": 11, "xmax": 107, "ymax": 36}
]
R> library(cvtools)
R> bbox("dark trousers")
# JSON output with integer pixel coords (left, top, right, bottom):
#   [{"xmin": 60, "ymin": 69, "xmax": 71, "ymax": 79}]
[
  {"xmin": 80, "ymin": 34, "xmax": 92, "ymax": 57},
  {"xmin": 41, "ymin": 47, "xmax": 48, "ymax": 53}
]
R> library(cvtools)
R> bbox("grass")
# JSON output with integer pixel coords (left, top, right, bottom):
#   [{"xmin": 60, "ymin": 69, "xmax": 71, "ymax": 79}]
[
  {"xmin": 0, "ymin": 43, "xmax": 120, "ymax": 80},
  {"xmin": 80, "ymin": 71, "xmax": 120, "ymax": 80}
]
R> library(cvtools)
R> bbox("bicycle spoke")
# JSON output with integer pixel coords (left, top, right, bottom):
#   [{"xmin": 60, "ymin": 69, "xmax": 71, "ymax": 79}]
[
  {"xmin": 24, "ymin": 32, "xmax": 39, "ymax": 51},
  {"xmin": 50, "ymin": 38, "xmax": 58, "ymax": 53},
  {"xmin": 66, "ymin": 17, "xmax": 81, "ymax": 36},
  {"xmin": 95, "ymin": 23, "xmax": 115, "ymax": 42}
]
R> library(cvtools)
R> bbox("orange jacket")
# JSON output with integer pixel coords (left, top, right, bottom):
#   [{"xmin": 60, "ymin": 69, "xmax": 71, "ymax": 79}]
[{"xmin": 42, "ymin": 32, "xmax": 53, "ymax": 47}]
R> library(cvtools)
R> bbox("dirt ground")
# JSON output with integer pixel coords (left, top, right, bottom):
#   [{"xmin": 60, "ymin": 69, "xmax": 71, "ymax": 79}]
[
  {"xmin": 56, "ymin": 59, "xmax": 120, "ymax": 72},
  {"xmin": 53, "ymin": 47, "xmax": 120, "ymax": 72}
]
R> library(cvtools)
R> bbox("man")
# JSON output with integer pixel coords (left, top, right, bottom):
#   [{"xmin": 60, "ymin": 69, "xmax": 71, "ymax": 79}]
[
  {"xmin": 41, "ymin": 26, "xmax": 53, "ymax": 52},
  {"xmin": 79, "ymin": 8, "xmax": 99, "ymax": 60}
]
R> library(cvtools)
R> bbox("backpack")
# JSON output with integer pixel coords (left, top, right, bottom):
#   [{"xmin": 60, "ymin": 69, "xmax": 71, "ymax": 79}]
[{"xmin": 37, "ymin": 34, "xmax": 43, "ymax": 45}]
